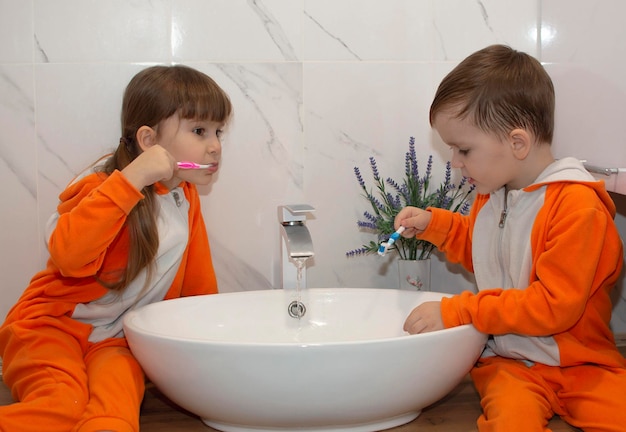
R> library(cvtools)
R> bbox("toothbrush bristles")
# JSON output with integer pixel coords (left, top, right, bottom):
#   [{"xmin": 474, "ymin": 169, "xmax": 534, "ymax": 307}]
[{"xmin": 377, "ymin": 226, "xmax": 405, "ymax": 257}]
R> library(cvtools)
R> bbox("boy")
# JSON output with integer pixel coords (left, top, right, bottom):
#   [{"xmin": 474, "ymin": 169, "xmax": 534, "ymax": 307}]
[{"xmin": 396, "ymin": 45, "xmax": 626, "ymax": 431}]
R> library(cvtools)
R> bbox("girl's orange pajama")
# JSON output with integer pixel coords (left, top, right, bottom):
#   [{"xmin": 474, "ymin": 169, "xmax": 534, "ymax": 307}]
[
  {"xmin": 418, "ymin": 160, "xmax": 626, "ymax": 431},
  {"xmin": 0, "ymin": 319, "xmax": 144, "ymax": 432},
  {"xmin": 0, "ymin": 170, "xmax": 218, "ymax": 431}
]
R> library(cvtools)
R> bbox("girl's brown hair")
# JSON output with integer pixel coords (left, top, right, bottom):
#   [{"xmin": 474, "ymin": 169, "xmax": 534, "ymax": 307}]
[
  {"xmin": 99, "ymin": 65, "xmax": 232, "ymax": 291},
  {"xmin": 430, "ymin": 44, "xmax": 554, "ymax": 144}
]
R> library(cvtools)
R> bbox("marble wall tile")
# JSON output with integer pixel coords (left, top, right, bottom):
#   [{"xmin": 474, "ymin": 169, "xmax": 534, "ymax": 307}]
[
  {"xmin": 0, "ymin": 0, "xmax": 34, "ymax": 63},
  {"xmin": 540, "ymin": 0, "xmax": 625, "ymax": 62},
  {"xmin": 172, "ymin": 0, "xmax": 303, "ymax": 61},
  {"xmin": 303, "ymin": 0, "xmax": 538, "ymax": 62},
  {"xmin": 303, "ymin": 0, "xmax": 435, "ymax": 61},
  {"xmin": 430, "ymin": 0, "xmax": 538, "ymax": 59},
  {"xmin": 0, "ymin": 65, "xmax": 40, "ymax": 320},
  {"xmin": 33, "ymin": 0, "xmax": 172, "ymax": 63},
  {"xmin": 542, "ymin": 0, "xmax": 626, "ymax": 171}
]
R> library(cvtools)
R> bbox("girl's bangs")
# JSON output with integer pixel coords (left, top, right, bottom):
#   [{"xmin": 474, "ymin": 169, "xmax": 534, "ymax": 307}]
[{"xmin": 178, "ymin": 81, "xmax": 232, "ymax": 123}]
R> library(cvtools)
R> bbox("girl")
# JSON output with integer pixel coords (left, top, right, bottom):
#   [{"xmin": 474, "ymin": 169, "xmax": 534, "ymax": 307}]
[{"xmin": 0, "ymin": 65, "xmax": 232, "ymax": 432}]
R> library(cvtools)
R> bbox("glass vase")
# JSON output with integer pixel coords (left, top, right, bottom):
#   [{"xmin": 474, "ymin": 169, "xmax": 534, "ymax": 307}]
[{"xmin": 397, "ymin": 258, "xmax": 431, "ymax": 291}]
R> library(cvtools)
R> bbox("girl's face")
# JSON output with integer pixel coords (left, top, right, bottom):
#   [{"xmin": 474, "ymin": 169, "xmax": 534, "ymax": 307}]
[
  {"xmin": 156, "ymin": 114, "xmax": 225, "ymax": 188},
  {"xmin": 432, "ymin": 110, "xmax": 521, "ymax": 194}
]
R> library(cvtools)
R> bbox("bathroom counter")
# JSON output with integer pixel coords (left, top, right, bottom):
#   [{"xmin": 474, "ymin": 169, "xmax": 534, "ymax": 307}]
[
  {"xmin": 134, "ymin": 374, "xmax": 581, "ymax": 432},
  {"xmin": 0, "ymin": 375, "xmax": 580, "ymax": 431},
  {"xmin": 1, "ymin": 343, "xmax": 624, "ymax": 431}
]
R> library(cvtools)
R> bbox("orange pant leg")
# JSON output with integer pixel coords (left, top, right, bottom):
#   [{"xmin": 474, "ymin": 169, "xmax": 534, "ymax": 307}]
[
  {"xmin": 543, "ymin": 363, "xmax": 626, "ymax": 432},
  {"xmin": 73, "ymin": 338, "xmax": 145, "ymax": 432},
  {"xmin": 0, "ymin": 317, "xmax": 91, "ymax": 432},
  {"xmin": 470, "ymin": 357, "xmax": 563, "ymax": 432}
]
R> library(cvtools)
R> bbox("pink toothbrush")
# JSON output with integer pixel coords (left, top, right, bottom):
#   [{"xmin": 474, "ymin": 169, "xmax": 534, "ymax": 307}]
[{"xmin": 177, "ymin": 161, "xmax": 211, "ymax": 169}]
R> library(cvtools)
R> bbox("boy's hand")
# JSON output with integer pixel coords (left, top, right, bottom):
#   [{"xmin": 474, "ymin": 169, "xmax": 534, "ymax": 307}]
[
  {"xmin": 395, "ymin": 206, "xmax": 432, "ymax": 238},
  {"xmin": 404, "ymin": 301, "xmax": 444, "ymax": 334}
]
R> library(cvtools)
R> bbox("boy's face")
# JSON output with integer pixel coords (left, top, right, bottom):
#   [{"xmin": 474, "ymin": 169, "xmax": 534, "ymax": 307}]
[{"xmin": 432, "ymin": 110, "xmax": 521, "ymax": 194}]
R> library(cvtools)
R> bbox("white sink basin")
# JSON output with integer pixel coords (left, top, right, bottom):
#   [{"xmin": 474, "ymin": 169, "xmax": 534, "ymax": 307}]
[{"xmin": 123, "ymin": 288, "xmax": 486, "ymax": 432}]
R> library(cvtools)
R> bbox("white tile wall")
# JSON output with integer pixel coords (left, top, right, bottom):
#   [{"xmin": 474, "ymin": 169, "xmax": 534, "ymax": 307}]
[{"xmin": 0, "ymin": 0, "xmax": 624, "ymax": 333}]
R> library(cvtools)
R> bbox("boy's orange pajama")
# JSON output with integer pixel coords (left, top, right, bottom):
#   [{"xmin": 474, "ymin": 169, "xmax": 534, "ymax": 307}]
[
  {"xmin": 419, "ymin": 159, "xmax": 626, "ymax": 431},
  {"xmin": 0, "ymin": 170, "xmax": 218, "ymax": 431},
  {"xmin": 470, "ymin": 356, "xmax": 626, "ymax": 432}
]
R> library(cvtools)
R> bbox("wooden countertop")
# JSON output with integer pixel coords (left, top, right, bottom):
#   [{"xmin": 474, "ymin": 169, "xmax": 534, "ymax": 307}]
[
  {"xmin": 135, "ymin": 376, "xmax": 580, "ymax": 432},
  {"xmin": 2, "ymin": 345, "xmax": 624, "ymax": 431}
]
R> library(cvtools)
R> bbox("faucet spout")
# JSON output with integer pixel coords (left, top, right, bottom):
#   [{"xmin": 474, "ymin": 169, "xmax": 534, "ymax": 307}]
[
  {"xmin": 278, "ymin": 205, "xmax": 315, "ymax": 289},
  {"xmin": 280, "ymin": 222, "xmax": 314, "ymax": 260}
]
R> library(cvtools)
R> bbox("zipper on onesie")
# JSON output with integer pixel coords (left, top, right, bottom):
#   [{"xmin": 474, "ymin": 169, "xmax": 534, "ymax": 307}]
[
  {"xmin": 172, "ymin": 190, "xmax": 182, "ymax": 207},
  {"xmin": 499, "ymin": 189, "xmax": 508, "ymax": 228}
]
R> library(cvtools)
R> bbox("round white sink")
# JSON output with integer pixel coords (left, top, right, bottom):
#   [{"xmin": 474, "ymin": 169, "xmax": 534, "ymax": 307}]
[{"xmin": 123, "ymin": 288, "xmax": 486, "ymax": 431}]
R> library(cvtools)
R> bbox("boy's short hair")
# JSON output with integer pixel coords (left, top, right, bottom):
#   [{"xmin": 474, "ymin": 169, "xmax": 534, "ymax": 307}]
[{"xmin": 430, "ymin": 44, "xmax": 555, "ymax": 144}]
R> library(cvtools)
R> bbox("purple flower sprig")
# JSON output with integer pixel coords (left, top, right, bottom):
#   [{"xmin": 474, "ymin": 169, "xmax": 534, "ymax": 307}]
[{"xmin": 348, "ymin": 136, "xmax": 475, "ymax": 260}]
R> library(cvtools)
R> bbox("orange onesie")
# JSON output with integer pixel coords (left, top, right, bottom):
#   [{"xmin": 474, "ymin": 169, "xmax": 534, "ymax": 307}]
[
  {"xmin": 0, "ymin": 168, "xmax": 218, "ymax": 432},
  {"xmin": 419, "ymin": 158, "xmax": 626, "ymax": 431}
]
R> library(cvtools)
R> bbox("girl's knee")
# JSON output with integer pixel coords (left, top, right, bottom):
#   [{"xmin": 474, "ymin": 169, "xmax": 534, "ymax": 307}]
[{"xmin": 30, "ymin": 379, "xmax": 89, "ymax": 420}]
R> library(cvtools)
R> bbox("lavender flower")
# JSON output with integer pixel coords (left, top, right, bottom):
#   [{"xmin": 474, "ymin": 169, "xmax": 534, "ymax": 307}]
[
  {"xmin": 369, "ymin": 157, "xmax": 380, "ymax": 181},
  {"xmin": 363, "ymin": 211, "xmax": 378, "ymax": 222},
  {"xmin": 425, "ymin": 154, "xmax": 433, "ymax": 179},
  {"xmin": 354, "ymin": 167, "xmax": 366, "ymax": 188},
  {"xmin": 348, "ymin": 137, "xmax": 475, "ymax": 260},
  {"xmin": 357, "ymin": 220, "xmax": 378, "ymax": 230},
  {"xmin": 346, "ymin": 247, "xmax": 370, "ymax": 257},
  {"xmin": 386, "ymin": 177, "xmax": 402, "ymax": 192},
  {"xmin": 408, "ymin": 137, "xmax": 418, "ymax": 179}
]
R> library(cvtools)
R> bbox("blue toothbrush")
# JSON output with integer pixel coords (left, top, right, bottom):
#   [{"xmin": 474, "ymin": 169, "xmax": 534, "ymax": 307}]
[{"xmin": 377, "ymin": 226, "xmax": 406, "ymax": 256}]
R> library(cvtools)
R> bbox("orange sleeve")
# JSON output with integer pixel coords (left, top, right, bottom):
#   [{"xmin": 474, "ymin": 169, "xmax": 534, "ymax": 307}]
[
  {"xmin": 440, "ymin": 184, "xmax": 622, "ymax": 339},
  {"xmin": 417, "ymin": 194, "xmax": 490, "ymax": 273},
  {"xmin": 48, "ymin": 170, "xmax": 144, "ymax": 278}
]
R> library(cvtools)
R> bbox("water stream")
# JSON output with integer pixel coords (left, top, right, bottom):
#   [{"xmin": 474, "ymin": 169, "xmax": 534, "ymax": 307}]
[{"xmin": 288, "ymin": 257, "xmax": 308, "ymax": 319}]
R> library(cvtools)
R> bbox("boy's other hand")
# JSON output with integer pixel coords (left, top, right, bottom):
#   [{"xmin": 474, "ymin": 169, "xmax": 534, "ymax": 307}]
[{"xmin": 404, "ymin": 301, "xmax": 444, "ymax": 334}]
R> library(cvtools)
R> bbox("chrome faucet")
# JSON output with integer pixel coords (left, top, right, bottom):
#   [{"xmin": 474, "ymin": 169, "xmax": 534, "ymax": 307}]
[{"xmin": 278, "ymin": 204, "xmax": 315, "ymax": 290}]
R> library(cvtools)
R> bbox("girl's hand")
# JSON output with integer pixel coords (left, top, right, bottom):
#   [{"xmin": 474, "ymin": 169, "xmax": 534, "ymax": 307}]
[
  {"xmin": 394, "ymin": 206, "xmax": 432, "ymax": 238},
  {"xmin": 403, "ymin": 301, "xmax": 444, "ymax": 334},
  {"xmin": 121, "ymin": 145, "xmax": 177, "ymax": 190}
]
